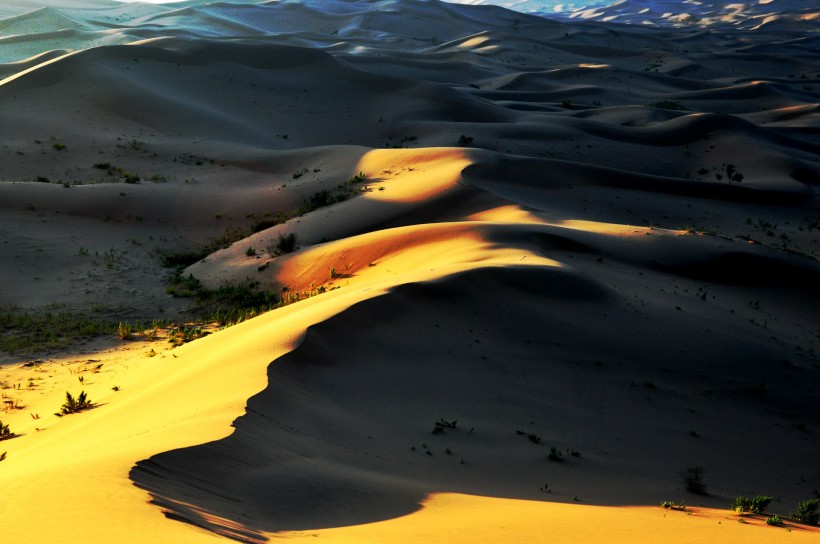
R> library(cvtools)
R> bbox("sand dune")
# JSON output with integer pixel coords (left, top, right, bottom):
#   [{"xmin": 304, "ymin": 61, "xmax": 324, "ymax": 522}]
[
  {"xmin": 562, "ymin": 0, "xmax": 820, "ymax": 29},
  {"xmin": 0, "ymin": 0, "xmax": 818, "ymax": 542}
]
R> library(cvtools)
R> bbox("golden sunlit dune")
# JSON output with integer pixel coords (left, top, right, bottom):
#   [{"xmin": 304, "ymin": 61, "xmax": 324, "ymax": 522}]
[{"xmin": 0, "ymin": 0, "xmax": 818, "ymax": 542}]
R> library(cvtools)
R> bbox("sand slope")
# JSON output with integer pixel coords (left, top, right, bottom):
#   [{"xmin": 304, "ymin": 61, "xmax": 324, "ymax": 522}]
[{"xmin": 0, "ymin": 0, "xmax": 818, "ymax": 542}]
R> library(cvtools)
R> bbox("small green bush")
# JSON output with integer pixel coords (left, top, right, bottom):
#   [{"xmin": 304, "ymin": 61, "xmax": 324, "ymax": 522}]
[
  {"xmin": 117, "ymin": 321, "xmax": 132, "ymax": 340},
  {"xmin": 548, "ymin": 446, "xmax": 563, "ymax": 461},
  {"xmin": 766, "ymin": 515, "xmax": 782, "ymax": 526},
  {"xmin": 167, "ymin": 325, "xmax": 209, "ymax": 347},
  {"xmin": 731, "ymin": 495, "xmax": 773, "ymax": 514},
  {"xmin": 165, "ymin": 273, "xmax": 202, "ymax": 298},
  {"xmin": 661, "ymin": 500, "xmax": 688, "ymax": 512},
  {"xmin": 0, "ymin": 307, "xmax": 116, "ymax": 355},
  {"xmin": 791, "ymin": 498, "xmax": 819, "ymax": 525},
  {"xmin": 57, "ymin": 391, "xmax": 93, "ymax": 416}
]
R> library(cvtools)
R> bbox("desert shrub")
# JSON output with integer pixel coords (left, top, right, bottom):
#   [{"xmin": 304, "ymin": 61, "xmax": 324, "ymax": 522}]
[
  {"xmin": 348, "ymin": 171, "xmax": 366, "ymax": 183},
  {"xmin": 661, "ymin": 500, "xmax": 688, "ymax": 512},
  {"xmin": 548, "ymin": 446, "xmax": 563, "ymax": 461},
  {"xmin": 432, "ymin": 418, "xmax": 457, "ymax": 434},
  {"xmin": 731, "ymin": 495, "xmax": 772, "ymax": 514},
  {"xmin": 167, "ymin": 325, "xmax": 209, "ymax": 347},
  {"xmin": 199, "ymin": 282, "xmax": 278, "ymax": 318},
  {"xmin": 680, "ymin": 466, "xmax": 706, "ymax": 494},
  {"xmin": 722, "ymin": 163, "xmax": 744, "ymax": 182},
  {"xmin": 299, "ymin": 189, "xmax": 334, "ymax": 213},
  {"xmin": 766, "ymin": 515, "xmax": 782, "ymax": 526},
  {"xmin": 297, "ymin": 182, "xmax": 365, "ymax": 216},
  {"xmin": 649, "ymin": 100, "xmax": 685, "ymax": 110},
  {"xmin": 791, "ymin": 498, "xmax": 819, "ymax": 525},
  {"xmin": 157, "ymin": 226, "xmax": 247, "ymax": 269},
  {"xmin": 251, "ymin": 214, "xmax": 294, "ymax": 233},
  {"xmin": 0, "ymin": 307, "xmax": 116, "ymax": 355},
  {"xmin": 57, "ymin": 391, "xmax": 93, "ymax": 416},
  {"xmin": 274, "ymin": 233, "xmax": 297, "ymax": 255},
  {"xmin": 158, "ymin": 249, "xmax": 211, "ymax": 269},
  {"xmin": 0, "ymin": 420, "xmax": 15, "ymax": 441},
  {"xmin": 166, "ymin": 273, "xmax": 202, "ymax": 298},
  {"xmin": 117, "ymin": 321, "xmax": 132, "ymax": 340}
]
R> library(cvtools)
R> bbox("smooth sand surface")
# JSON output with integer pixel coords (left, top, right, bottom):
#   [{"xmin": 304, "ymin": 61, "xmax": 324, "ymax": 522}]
[{"xmin": 0, "ymin": 0, "xmax": 818, "ymax": 542}]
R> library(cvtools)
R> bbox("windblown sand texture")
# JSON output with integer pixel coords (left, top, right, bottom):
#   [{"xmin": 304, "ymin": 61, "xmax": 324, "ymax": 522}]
[{"xmin": 0, "ymin": 0, "xmax": 818, "ymax": 542}]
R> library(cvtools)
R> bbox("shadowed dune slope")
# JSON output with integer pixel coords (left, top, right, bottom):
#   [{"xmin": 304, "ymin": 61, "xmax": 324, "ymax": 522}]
[{"xmin": 132, "ymin": 258, "xmax": 818, "ymax": 538}]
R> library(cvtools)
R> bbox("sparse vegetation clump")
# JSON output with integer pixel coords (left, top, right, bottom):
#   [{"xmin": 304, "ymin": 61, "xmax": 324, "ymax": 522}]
[
  {"xmin": 298, "ymin": 186, "xmax": 361, "ymax": 216},
  {"xmin": 791, "ymin": 498, "xmax": 819, "ymax": 525},
  {"xmin": 458, "ymin": 134, "xmax": 474, "ymax": 146},
  {"xmin": 649, "ymin": 100, "xmax": 685, "ymax": 110},
  {"xmin": 722, "ymin": 163, "xmax": 743, "ymax": 182},
  {"xmin": 766, "ymin": 515, "xmax": 782, "ymax": 526},
  {"xmin": 272, "ymin": 233, "xmax": 297, "ymax": 255},
  {"xmin": 117, "ymin": 321, "xmax": 132, "ymax": 340},
  {"xmin": 157, "ymin": 225, "xmax": 249, "ymax": 271},
  {"xmin": 730, "ymin": 495, "xmax": 772, "ymax": 515},
  {"xmin": 661, "ymin": 500, "xmax": 690, "ymax": 513},
  {"xmin": 56, "ymin": 391, "xmax": 93, "ymax": 416},
  {"xmin": 432, "ymin": 418, "xmax": 457, "ymax": 434},
  {"xmin": 165, "ymin": 273, "xmax": 202, "ymax": 298},
  {"xmin": 167, "ymin": 325, "xmax": 209, "ymax": 347},
  {"xmin": 680, "ymin": 466, "xmax": 706, "ymax": 494},
  {"xmin": 195, "ymin": 281, "xmax": 280, "ymax": 326},
  {"xmin": 0, "ymin": 306, "xmax": 116, "ymax": 355},
  {"xmin": 0, "ymin": 420, "xmax": 16, "ymax": 441}
]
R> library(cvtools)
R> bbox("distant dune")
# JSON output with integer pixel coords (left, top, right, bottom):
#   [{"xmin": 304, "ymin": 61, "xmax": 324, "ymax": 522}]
[{"xmin": 0, "ymin": 1, "xmax": 818, "ymax": 543}]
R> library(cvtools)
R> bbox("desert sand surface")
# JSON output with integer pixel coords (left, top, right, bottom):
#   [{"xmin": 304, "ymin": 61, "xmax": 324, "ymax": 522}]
[{"xmin": 0, "ymin": 0, "xmax": 818, "ymax": 542}]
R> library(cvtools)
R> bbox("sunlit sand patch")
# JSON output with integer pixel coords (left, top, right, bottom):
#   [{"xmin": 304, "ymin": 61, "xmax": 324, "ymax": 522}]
[
  {"xmin": 274, "ymin": 493, "xmax": 820, "ymax": 543},
  {"xmin": 355, "ymin": 148, "xmax": 473, "ymax": 203},
  {"xmin": 0, "ymin": 49, "xmax": 78, "ymax": 86},
  {"xmin": 458, "ymin": 35, "xmax": 491, "ymax": 49},
  {"xmin": 552, "ymin": 219, "xmax": 688, "ymax": 238},
  {"xmin": 467, "ymin": 206, "xmax": 686, "ymax": 237},
  {"xmin": 466, "ymin": 204, "xmax": 549, "ymax": 224},
  {"xmin": 275, "ymin": 221, "xmax": 563, "ymax": 293}
]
